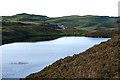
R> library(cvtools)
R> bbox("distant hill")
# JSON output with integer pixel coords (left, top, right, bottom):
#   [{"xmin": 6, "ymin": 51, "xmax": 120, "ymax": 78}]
[
  {"xmin": 47, "ymin": 15, "xmax": 118, "ymax": 31},
  {"xmin": 2, "ymin": 13, "xmax": 119, "ymax": 31},
  {"xmin": 2, "ymin": 13, "xmax": 49, "ymax": 22},
  {"xmin": 26, "ymin": 35, "xmax": 120, "ymax": 78},
  {"xmin": 1, "ymin": 13, "xmax": 120, "ymax": 44}
]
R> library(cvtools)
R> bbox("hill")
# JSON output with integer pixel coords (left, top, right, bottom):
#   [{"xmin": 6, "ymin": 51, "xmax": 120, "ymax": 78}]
[
  {"xmin": 1, "ymin": 13, "xmax": 120, "ymax": 44},
  {"xmin": 2, "ymin": 13, "xmax": 49, "ymax": 22},
  {"xmin": 26, "ymin": 35, "xmax": 120, "ymax": 78},
  {"xmin": 2, "ymin": 21, "xmax": 62, "ymax": 44},
  {"xmin": 47, "ymin": 15, "xmax": 118, "ymax": 31},
  {"xmin": 2, "ymin": 13, "xmax": 119, "ymax": 31}
]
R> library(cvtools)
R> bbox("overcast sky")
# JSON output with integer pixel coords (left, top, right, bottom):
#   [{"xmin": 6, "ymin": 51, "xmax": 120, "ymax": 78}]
[{"xmin": 0, "ymin": 0, "xmax": 119, "ymax": 17}]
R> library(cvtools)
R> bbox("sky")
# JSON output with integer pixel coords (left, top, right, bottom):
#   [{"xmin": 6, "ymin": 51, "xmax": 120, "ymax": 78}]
[{"xmin": 0, "ymin": 0, "xmax": 119, "ymax": 17}]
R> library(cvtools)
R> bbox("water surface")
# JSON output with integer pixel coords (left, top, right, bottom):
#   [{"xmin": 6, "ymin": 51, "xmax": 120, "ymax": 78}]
[{"xmin": 1, "ymin": 37, "xmax": 110, "ymax": 78}]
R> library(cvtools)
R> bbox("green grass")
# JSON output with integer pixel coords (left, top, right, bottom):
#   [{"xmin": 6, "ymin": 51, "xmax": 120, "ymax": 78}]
[
  {"xmin": 47, "ymin": 15, "xmax": 118, "ymax": 31},
  {"xmin": 1, "ymin": 13, "xmax": 120, "ymax": 45}
]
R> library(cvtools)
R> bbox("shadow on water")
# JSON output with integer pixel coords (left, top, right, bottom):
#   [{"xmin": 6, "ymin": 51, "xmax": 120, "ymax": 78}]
[
  {"xmin": 2, "ymin": 35, "xmax": 62, "ymax": 45},
  {"xmin": 2, "ymin": 78, "xmax": 20, "ymax": 80}
]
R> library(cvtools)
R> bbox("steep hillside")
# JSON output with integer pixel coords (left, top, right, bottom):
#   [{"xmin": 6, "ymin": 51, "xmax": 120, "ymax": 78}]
[{"xmin": 26, "ymin": 35, "xmax": 120, "ymax": 78}]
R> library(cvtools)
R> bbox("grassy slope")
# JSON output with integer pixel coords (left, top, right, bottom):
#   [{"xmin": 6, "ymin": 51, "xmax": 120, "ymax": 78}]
[
  {"xmin": 26, "ymin": 35, "xmax": 120, "ymax": 78},
  {"xmin": 1, "ymin": 14, "xmax": 61, "ymax": 44},
  {"xmin": 1, "ymin": 13, "xmax": 120, "ymax": 45},
  {"xmin": 2, "ymin": 22, "xmax": 62, "ymax": 44},
  {"xmin": 47, "ymin": 15, "xmax": 118, "ymax": 31},
  {"xmin": 3, "ymin": 14, "xmax": 119, "ymax": 31}
]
